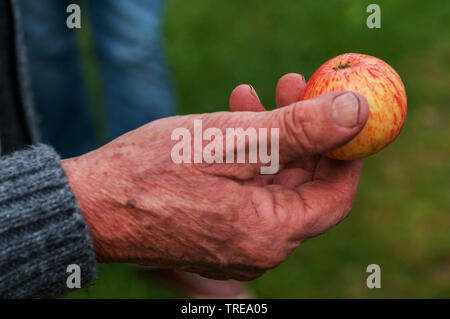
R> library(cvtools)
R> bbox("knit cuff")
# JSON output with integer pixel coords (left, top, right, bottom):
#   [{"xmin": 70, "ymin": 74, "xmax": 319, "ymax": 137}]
[{"xmin": 0, "ymin": 144, "xmax": 97, "ymax": 298}]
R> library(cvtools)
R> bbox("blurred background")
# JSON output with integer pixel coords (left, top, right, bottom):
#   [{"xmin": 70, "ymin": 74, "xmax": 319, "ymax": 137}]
[{"xmin": 62, "ymin": 0, "xmax": 449, "ymax": 298}]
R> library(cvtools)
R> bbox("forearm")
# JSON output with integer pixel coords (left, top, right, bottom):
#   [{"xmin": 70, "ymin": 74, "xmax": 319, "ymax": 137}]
[{"xmin": 0, "ymin": 144, "xmax": 97, "ymax": 298}]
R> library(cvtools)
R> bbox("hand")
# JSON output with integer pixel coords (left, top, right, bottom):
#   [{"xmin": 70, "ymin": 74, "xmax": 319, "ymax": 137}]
[{"xmin": 62, "ymin": 74, "xmax": 369, "ymax": 280}]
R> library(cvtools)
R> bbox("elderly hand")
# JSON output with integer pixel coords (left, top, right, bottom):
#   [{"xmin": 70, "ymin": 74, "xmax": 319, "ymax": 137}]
[{"xmin": 61, "ymin": 73, "xmax": 369, "ymax": 280}]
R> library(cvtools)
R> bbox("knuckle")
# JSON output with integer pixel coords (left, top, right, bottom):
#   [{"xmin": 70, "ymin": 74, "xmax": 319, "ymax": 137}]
[
  {"xmin": 340, "ymin": 197, "xmax": 355, "ymax": 220},
  {"xmin": 337, "ymin": 186, "xmax": 357, "ymax": 220},
  {"xmin": 244, "ymin": 270, "xmax": 266, "ymax": 281},
  {"xmin": 247, "ymin": 245, "xmax": 285, "ymax": 270},
  {"xmin": 283, "ymin": 104, "xmax": 317, "ymax": 155},
  {"xmin": 233, "ymin": 270, "xmax": 265, "ymax": 282}
]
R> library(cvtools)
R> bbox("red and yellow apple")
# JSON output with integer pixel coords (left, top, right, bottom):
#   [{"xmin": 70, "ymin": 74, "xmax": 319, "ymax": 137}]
[{"xmin": 303, "ymin": 53, "xmax": 407, "ymax": 160}]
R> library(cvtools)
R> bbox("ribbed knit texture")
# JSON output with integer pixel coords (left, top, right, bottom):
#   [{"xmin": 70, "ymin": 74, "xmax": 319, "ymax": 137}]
[{"xmin": 0, "ymin": 144, "xmax": 97, "ymax": 298}]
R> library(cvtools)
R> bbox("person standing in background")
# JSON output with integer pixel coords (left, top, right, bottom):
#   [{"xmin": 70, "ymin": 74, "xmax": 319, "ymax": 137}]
[{"xmin": 17, "ymin": 0, "xmax": 175, "ymax": 157}]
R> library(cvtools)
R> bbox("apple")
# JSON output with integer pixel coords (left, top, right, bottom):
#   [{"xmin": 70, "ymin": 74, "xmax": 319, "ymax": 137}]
[{"xmin": 303, "ymin": 53, "xmax": 407, "ymax": 160}]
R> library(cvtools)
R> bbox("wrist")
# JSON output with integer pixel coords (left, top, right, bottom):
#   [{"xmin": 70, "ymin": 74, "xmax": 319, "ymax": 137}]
[{"xmin": 61, "ymin": 154, "xmax": 112, "ymax": 263}]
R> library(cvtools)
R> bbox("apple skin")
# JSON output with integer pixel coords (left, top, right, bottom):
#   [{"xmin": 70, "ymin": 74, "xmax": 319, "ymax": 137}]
[{"xmin": 303, "ymin": 53, "xmax": 407, "ymax": 160}]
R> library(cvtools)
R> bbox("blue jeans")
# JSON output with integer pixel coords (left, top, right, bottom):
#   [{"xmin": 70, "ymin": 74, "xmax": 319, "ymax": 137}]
[{"xmin": 18, "ymin": 0, "xmax": 176, "ymax": 157}]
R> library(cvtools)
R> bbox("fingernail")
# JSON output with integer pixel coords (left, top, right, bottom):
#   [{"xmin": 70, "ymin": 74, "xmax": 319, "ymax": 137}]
[
  {"xmin": 331, "ymin": 93, "xmax": 360, "ymax": 128},
  {"xmin": 248, "ymin": 84, "xmax": 257, "ymax": 97}
]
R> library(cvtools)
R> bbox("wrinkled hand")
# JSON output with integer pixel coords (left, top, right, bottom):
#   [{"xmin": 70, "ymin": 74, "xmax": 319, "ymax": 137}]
[{"xmin": 62, "ymin": 73, "xmax": 369, "ymax": 280}]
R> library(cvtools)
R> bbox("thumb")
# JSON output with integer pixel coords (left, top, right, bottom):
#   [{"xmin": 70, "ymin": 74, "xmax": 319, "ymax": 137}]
[
  {"xmin": 190, "ymin": 91, "xmax": 368, "ymax": 179},
  {"xmin": 257, "ymin": 91, "xmax": 369, "ymax": 161}
]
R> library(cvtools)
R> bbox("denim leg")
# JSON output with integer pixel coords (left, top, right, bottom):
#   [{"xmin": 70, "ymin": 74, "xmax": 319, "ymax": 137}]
[
  {"xmin": 17, "ymin": 0, "xmax": 97, "ymax": 158},
  {"xmin": 89, "ymin": 0, "xmax": 176, "ymax": 140}
]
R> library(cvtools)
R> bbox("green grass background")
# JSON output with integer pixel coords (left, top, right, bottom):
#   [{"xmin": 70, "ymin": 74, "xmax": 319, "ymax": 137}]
[{"xmin": 68, "ymin": 0, "xmax": 450, "ymax": 298}]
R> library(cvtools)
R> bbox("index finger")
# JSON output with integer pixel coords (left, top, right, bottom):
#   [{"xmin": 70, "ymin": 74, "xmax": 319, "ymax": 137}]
[{"xmin": 275, "ymin": 73, "xmax": 307, "ymax": 108}]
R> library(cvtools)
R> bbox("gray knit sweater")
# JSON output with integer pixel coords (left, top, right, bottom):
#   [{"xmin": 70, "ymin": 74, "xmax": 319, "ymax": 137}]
[
  {"xmin": 0, "ymin": 0, "xmax": 97, "ymax": 298},
  {"xmin": 0, "ymin": 145, "xmax": 97, "ymax": 298}
]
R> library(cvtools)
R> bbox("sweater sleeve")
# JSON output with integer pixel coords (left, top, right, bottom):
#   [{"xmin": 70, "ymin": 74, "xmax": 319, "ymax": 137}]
[{"xmin": 0, "ymin": 144, "xmax": 97, "ymax": 298}]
